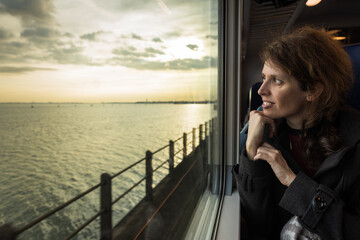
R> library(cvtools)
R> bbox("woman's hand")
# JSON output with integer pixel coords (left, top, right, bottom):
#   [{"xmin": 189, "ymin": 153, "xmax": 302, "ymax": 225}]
[
  {"xmin": 246, "ymin": 110, "xmax": 276, "ymax": 160},
  {"xmin": 254, "ymin": 142, "xmax": 296, "ymax": 186}
]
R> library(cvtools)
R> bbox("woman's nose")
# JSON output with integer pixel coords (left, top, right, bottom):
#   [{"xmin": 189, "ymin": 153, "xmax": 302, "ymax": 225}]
[{"xmin": 257, "ymin": 80, "xmax": 269, "ymax": 96}]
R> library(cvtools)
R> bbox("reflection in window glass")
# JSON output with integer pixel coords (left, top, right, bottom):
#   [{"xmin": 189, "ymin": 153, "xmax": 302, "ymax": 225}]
[{"xmin": 0, "ymin": 0, "xmax": 219, "ymax": 239}]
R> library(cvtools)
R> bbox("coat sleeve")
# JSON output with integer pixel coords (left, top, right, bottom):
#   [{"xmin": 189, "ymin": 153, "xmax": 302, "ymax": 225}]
[
  {"xmin": 342, "ymin": 180, "xmax": 360, "ymax": 240},
  {"xmin": 233, "ymin": 150, "xmax": 276, "ymax": 238},
  {"xmin": 342, "ymin": 143, "xmax": 360, "ymax": 239},
  {"xmin": 279, "ymin": 171, "xmax": 360, "ymax": 240}
]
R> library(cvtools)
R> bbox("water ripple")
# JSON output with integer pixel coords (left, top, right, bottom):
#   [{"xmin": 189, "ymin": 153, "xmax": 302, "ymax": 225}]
[{"xmin": 0, "ymin": 103, "xmax": 215, "ymax": 239}]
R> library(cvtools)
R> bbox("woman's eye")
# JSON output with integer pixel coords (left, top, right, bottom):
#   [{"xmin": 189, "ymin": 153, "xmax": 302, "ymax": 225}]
[
  {"xmin": 273, "ymin": 79, "xmax": 283, "ymax": 84},
  {"xmin": 261, "ymin": 76, "xmax": 265, "ymax": 82}
]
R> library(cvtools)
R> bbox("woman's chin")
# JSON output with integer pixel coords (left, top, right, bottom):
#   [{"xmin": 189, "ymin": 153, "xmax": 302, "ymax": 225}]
[
  {"xmin": 262, "ymin": 109, "xmax": 280, "ymax": 120},
  {"xmin": 262, "ymin": 108, "xmax": 273, "ymax": 115}
]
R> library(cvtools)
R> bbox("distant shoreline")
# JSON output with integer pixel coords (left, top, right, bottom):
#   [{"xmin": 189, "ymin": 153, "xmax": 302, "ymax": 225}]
[
  {"xmin": 0, "ymin": 101, "xmax": 216, "ymax": 104},
  {"xmin": 134, "ymin": 100, "xmax": 216, "ymax": 104}
]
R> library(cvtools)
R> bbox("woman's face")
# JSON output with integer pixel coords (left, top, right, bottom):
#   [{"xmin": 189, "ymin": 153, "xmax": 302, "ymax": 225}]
[{"xmin": 258, "ymin": 61, "xmax": 309, "ymax": 129}]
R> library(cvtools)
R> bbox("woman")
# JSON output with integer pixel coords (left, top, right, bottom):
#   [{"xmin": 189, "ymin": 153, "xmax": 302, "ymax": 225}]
[{"xmin": 233, "ymin": 26, "xmax": 360, "ymax": 240}]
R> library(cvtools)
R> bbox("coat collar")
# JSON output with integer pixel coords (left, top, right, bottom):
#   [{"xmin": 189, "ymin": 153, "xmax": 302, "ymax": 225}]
[
  {"xmin": 271, "ymin": 106, "xmax": 360, "ymax": 178},
  {"xmin": 313, "ymin": 106, "xmax": 360, "ymax": 177},
  {"xmin": 336, "ymin": 106, "xmax": 360, "ymax": 147},
  {"xmin": 314, "ymin": 144, "xmax": 356, "ymax": 177}
]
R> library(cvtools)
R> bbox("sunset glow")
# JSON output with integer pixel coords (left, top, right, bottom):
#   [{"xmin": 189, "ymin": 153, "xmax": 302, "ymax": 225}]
[{"xmin": 0, "ymin": 0, "xmax": 218, "ymax": 102}]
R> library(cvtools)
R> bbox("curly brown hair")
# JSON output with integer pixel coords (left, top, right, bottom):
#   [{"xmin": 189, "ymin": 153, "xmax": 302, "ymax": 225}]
[{"xmin": 260, "ymin": 26, "xmax": 353, "ymax": 166}]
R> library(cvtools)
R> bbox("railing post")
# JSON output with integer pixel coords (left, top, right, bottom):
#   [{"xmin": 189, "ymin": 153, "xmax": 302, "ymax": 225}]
[
  {"xmin": 205, "ymin": 122, "xmax": 208, "ymax": 139},
  {"xmin": 100, "ymin": 173, "xmax": 112, "ymax": 240},
  {"xmin": 192, "ymin": 128, "xmax": 196, "ymax": 150},
  {"xmin": 146, "ymin": 150, "xmax": 153, "ymax": 201},
  {"xmin": 211, "ymin": 118, "xmax": 215, "ymax": 136},
  {"xmin": 199, "ymin": 124, "xmax": 203, "ymax": 144},
  {"xmin": 0, "ymin": 224, "xmax": 16, "ymax": 240},
  {"xmin": 183, "ymin": 133, "xmax": 187, "ymax": 158},
  {"xmin": 169, "ymin": 140, "xmax": 174, "ymax": 173}
]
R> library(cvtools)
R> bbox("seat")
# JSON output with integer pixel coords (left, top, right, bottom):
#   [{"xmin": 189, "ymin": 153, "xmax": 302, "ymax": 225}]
[
  {"xmin": 246, "ymin": 81, "xmax": 263, "ymax": 112},
  {"xmin": 344, "ymin": 43, "xmax": 360, "ymax": 111}
]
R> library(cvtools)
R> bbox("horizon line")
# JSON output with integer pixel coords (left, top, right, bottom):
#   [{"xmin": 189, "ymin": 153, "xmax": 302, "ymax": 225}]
[{"xmin": 0, "ymin": 100, "xmax": 217, "ymax": 104}]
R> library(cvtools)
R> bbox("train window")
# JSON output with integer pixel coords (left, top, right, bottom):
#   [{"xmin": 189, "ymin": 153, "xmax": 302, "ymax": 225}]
[{"xmin": 0, "ymin": 0, "xmax": 221, "ymax": 239}]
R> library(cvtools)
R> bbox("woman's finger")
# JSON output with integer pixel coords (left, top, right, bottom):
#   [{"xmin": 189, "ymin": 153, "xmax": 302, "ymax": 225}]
[
  {"xmin": 246, "ymin": 111, "xmax": 276, "ymax": 159},
  {"xmin": 253, "ymin": 146, "xmax": 277, "ymax": 161},
  {"xmin": 254, "ymin": 144, "xmax": 296, "ymax": 186}
]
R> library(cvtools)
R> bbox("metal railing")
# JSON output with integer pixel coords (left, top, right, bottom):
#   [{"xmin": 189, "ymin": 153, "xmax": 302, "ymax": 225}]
[{"xmin": 0, "ymin": 118, "xmax": 215, "ymax": 240}]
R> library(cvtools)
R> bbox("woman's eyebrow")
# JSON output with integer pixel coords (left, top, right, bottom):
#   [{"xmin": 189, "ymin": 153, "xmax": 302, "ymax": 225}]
[{"xmin": 262, "ymin": 73, "xmax": 280, "ymax": 78}]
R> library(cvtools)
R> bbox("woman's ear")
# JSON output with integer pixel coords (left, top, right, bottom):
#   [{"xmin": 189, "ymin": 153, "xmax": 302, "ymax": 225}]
[{"xmin": 306, "ymin": 83, "xmax": 324, "ymax": 101}]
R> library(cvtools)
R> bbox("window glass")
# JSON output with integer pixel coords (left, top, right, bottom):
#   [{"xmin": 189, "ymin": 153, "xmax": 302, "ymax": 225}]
[{"xmin": 0, "ymin": 0, "xmax": 219, "ymax": 239}]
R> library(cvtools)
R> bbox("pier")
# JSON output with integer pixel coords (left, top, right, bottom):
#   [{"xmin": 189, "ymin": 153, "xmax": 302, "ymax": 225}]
[
  {"xmin": 0, "ymin": 118, "xmax": 216, "ymax": 240},
  {"xmin": 112, "ymin": 135, "xmax": 209, "ymax": 239}
]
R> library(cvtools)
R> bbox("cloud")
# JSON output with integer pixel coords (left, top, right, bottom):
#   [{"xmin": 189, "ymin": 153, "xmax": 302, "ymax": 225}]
[
  {"xmin": 80, "ymin": 31, "xmax": 104, "ymax": 41},
  {"xmin": 110, "ymin": 56, "xmax": 217, "ymax": 71},
  {"xmin": 0, "ymin": 38, "xmax": 97, "ymax": 66},
  {"xmin": 111, "ymin": 43, "xmax": 215, "ymax": 71},
  {"xmin": 19, "ymin": 28, "xmax": 78, "ymax": 57},
  {"xmin": 206, "ymin": 35, "xmax": 217, "ymax": 40},
  {"xmin": 112, "ymin": 46, "xmax": 164, "ymax": 58},
  {"xmin": 152, "ymin": 37, "xmax": 163, "ymax": 43},
  {"xmin": 0, "ymin": 41, "xmax": 33, "ymax": 62},
  {"xmin": 92, "ymin": 0, "xmax": 159, "ymax": 14},
  {"xmin": 119, "ymin": 33, "xmax": 147, "ymax": 41},
  {"xmin": 64, "ymin": 32, "xmax": 74, "ymax": 38},
  {"xmin": 0, "ymin": 23, "xmax": 96, "ymax": 66},
  {"xmin": 0, "ymin": 0, "xmax": 216, "ymax": 70},
  {"xmin": 112, "ymin": 47, "xmax": 147, "ymax": 57},
  {"xmin": 0, "ymin": 0, "xmax": 55, "ymax": 24},
  {"xmin": 0, "ymin": 28, "xmax": 13, "ymax": 40},
  {"xmin": 164, "ymin": 31, "xmax": 181, "ymax": 38},
  {"xmin": 0, "ymin": 41, "xmax": 28, "ymax": 53},
  {"xmin": 145, "ymin": 47, "xmax": 165, "ymax": 55},
  {"xmin": 120, "ymin": 33, "xmax": 166, "ymax": 43},
  {"xmin": 0, "ymin": 66, "xmax": 55, "ymax": 73},
  {"xmin": 186, "ymin": 44, "xmax": 199, "ymax": 51},
  {"xmin": 21, "ymin": 27, "xmax": 61, "ymax": 39},
  {"xmin": 131, "ymin": 33, "xmax": 143, "ymax": 40},
  {"xmin": 164, "ymin": 56, "xmax": 216, "ymax": 70},
  {"xmin": 94, "ymin": 0, "xmax": 208, "ymax": 16},
  {"xmin": 49, "ymin": 43, "xmax": 94, "ymax": 65}
]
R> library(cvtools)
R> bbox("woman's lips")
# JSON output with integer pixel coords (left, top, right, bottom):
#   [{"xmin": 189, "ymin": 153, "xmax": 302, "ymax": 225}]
[{"xmin": 262, "ymin": 101, "xmax": 274, "ymax": 109}]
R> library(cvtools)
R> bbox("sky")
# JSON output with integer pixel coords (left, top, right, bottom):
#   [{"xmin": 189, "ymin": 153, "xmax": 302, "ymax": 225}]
[{"xmin": 0, "ymin": 0, "xmax": 218, "ymax": 102}]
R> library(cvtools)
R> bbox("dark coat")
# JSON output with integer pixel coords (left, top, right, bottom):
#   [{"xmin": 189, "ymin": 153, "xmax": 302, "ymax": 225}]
[{"xmin": 233, "ymin": 106, "xmax": 360, "ymax": 240}]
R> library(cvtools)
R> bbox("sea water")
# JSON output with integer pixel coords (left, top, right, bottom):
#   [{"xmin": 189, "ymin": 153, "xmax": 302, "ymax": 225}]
[{"xmin": 0, "ymin": 103, "xmax": 215, "ymax": 239}]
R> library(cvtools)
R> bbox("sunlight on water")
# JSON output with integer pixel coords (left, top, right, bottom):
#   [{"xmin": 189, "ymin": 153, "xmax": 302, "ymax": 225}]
[{"xmin": 0, "ymin": 103, "xmax": 215, "ymax": 239}]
